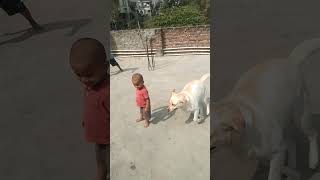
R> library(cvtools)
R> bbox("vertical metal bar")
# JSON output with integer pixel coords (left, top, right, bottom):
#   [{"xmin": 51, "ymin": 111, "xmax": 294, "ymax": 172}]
[
  {"xmin": 150, "ymin": 38, "xmax": 155, "ymax": 70},
  {"xmin": 146, "ymin": 37, "xmax": 151, "ymax": 71}
]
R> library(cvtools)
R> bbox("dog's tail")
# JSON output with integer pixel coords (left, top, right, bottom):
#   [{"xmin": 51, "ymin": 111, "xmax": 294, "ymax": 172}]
[
  {"xmin": 289, "ymin": 38, "xmax": 320, "ymax": 66},
  {"xmin": 200, "ymin": 73, "xmax": 210, "ymax": 82}
]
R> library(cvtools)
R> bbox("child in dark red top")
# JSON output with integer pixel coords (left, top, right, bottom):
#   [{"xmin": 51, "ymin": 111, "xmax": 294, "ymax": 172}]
[
  {"xmin": 132, "ymin": 73, "xmax": 151, "ymax": 128},
  {"xmin": 69, "ymin": 38, "xmax": 110, "ymax": 180}
]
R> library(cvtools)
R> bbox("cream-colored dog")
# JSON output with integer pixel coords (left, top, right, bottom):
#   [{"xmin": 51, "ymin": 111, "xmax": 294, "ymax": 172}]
[
  {"xmin": 168, "ymin": 73, "xmax": 210, "ymax": 123},
  {"xmin": 211, "ymin": 38, "xmax": 320, "ymax": 180}
]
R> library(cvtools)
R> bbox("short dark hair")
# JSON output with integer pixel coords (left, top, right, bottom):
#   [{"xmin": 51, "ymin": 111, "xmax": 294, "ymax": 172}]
[
  {"xmin": 132, "ymin": 73, "xmax": 143, "ymax": 84},
  {"xmin": 69, "ymin": 38, "xmax": 106, "ymax": 66}
]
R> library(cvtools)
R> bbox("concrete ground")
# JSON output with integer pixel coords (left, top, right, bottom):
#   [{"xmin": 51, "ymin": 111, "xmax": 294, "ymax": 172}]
[
  {"xmin": 0, "ymin": 1, "xmax": 108, "ymax": 179},
  {"xmin": 110, "ymin": 55, "xmax": 210, "ymax": 180}
]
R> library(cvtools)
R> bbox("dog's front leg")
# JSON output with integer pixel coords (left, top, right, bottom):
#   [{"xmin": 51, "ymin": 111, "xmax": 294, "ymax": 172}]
[
  {"xmin": 286, "ymin": 140, "xmax": 300, "ymax": 180},
  {"xmin": 301, "ymin": 93, "xmax": 319, "ymax": 169},
  {"xmin": 303, "ymin": 116, "xmax": 319, "ymax": 169},
  {"xmin": 305, "ymin": 92, "xmax": 319, "ymax": 169},
  {"xmin": 193, "ymin": 109, "xmax": 200, "ymax": 123},
  {"xmin": 268, "ymin": 152, "xmax": 285, "ymax": 180},
  {"xmin": 199, "ymin": 101, "xmax": 206, "ymax": 120},
  {"xmin": 205, "ymin": 97, "xmax": 210, "ymax": 115},
  {"xmin": 287, "ymin": 139, "xmax": 297, "ymax": 169},
  {"xmin": 309, "ymin": 134, "xmax": 318, "ymax": 169}
]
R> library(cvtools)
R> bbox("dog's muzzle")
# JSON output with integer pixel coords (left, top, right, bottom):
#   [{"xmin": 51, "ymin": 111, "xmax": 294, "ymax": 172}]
[{"xmin": 167, "ymin": 107, "xmax": 176, "ymax": 112}]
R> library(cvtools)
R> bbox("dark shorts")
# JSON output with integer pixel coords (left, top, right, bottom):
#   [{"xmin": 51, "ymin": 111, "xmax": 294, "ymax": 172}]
[
  {"xmin": 95, "ymin": 144, "xmax": 110, "ymax": 160},
  {"xmin": 95, "ymin": 144, "xmax": 110, "ymax": 175},
  {"xmin": 140, "ymin": 107, "xmax": 151, "ymax": 121},
  {"xmin": 0, "ymin": 0, "xmax": 26, "ymax": 16},
  {"xmin": 110, "ymin": 57, "xmax": 118, "ymax": 66}
]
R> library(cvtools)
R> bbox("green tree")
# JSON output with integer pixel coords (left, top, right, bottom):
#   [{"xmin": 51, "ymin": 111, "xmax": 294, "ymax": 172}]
[
  {"xmin": 161, "ymin": 0, "xmax": 182, "ymax": 9},
  {"xmin": 144, "ymin": 5, "xmax": 207, "ymax": 28},
  {"xmin": 182, "ymin": 0, "xmax": 210, "ymax": 17},
  {"xmin": 111, "ymin": 0, "xmax": 119, "ymax": 24}
]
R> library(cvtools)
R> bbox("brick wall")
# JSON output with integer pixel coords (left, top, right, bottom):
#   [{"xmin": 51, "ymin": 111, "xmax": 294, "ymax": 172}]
[
  {"xmin": 159, "ymin": 26, "xmax": 210, "ymax": 48},
  {"xmin": 111, "ymin": 25, "xmax": 210, "ymax": 51}
]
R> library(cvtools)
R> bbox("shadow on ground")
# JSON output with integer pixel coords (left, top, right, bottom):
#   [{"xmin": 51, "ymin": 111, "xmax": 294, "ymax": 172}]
[
  {"xmin": 153, "ymin": 60, "xmax": 176, "ymax": 71},
  {"xmin": 110, "ymin": 67, "xmax": 138, "ymax": 76},
  {"xmin": 185, "ymin": 112, "xmax": 209, "ymax": 124},
  {"xmin": 150, "ymin": 106, "xmax": 176, "ymax": 124},
  {"xmin": 0, "ymin": 18, "xmax": 92, "ymax": 46}
]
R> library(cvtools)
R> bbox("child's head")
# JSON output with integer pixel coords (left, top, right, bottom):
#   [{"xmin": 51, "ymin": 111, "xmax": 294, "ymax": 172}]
[
  {"xmin": 69, "ymin": 38, "xmax": 108, "ymax": 88},
  {"xmin": 132, "ymin": 73, "xmax": 144, "ymax": 89}
]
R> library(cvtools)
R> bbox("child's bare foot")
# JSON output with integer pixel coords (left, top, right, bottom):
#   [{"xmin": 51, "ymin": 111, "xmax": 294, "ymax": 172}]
[
  {"xmin": 144, "ymin": 120, "xmax": 150, "ymax": 128},
  {"xmin": 136, "ymin": 118, "xmax": 144, "ymax": 122}
]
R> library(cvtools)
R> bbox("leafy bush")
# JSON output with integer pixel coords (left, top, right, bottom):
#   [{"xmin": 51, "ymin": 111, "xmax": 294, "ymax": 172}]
[{"xmin": 144, "ymin": 5, "xmax": 208, "ymax": 28}]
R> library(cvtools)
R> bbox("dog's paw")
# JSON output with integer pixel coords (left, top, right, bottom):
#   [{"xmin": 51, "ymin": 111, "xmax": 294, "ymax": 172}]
[
  {"xmin": 309, "ymin": 150, "xmax": 318, "ymax": 169},
  {"xmin": 309, "ymin": 136, "xmax": 319, "ymax": 169},
  {"xmin": 281, "ymin": 166, "xmax": 300, "ymax": 180}
]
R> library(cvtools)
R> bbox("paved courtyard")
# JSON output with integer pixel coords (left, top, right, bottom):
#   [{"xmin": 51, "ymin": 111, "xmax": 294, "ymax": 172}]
[
  {"xmin": 0, "ymin": 1, "xmax": 108, "ymax": 179},
  {"xmin": 110, "ymin": 55, "xmax": 210, "ymax": 180}
]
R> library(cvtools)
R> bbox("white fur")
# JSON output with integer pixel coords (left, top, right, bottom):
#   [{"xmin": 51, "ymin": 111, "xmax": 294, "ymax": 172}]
[
  {"xmin": 168, "ymin": 73, "xmax": 210, "ymax": 123},
  {"xmin": 212, "ymin": 38, "xmax": 320, "ymax": 180},
  {"xmin": 309, "ymin": 134, "xmax": 318, "ymax": 169}
]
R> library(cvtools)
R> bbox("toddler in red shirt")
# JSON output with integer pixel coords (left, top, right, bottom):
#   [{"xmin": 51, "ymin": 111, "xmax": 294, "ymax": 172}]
[
  {"xmin": 69, "ymin": 38, "xmax": 110, "ymax": 180},
  {"xmin": 132, "ymin": 73, "xmax": 151, "ymax": 128}
]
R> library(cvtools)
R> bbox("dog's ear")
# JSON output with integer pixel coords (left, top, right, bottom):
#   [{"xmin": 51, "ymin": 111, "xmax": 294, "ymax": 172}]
[
  {"xmin": 171, "ymin": 89, "xmax": 176, "ymax": 95},
  {"xmin": 181, "ymin": 95, "xmax": 187, "ymax": 103},
  {"xmin": 227, "ymin": 112, "xmax": 245, "ymax": 132},
  {"xmin": 218, "ymin": 104, "xmax": 245, "ymax": 133}
]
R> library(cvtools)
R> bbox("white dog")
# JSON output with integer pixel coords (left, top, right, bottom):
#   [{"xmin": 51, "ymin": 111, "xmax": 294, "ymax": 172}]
[
  {"xmin": 211, "ymin": 38, "xmax": 320, "ymax": 180},
  {"xmin": 168, "ymin": 73, "xmax": 210, "ymax": 123}
]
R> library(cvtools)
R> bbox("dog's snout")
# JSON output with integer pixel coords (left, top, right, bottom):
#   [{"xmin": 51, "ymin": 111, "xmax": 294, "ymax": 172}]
[
  {"xmin": 211, "ymin": 134, "xmax": 218, "ymax": 147},
  {"xmin": 168, "ymin": 106, "xmax": 175, "ymax": 112},
  {"xmin": 210, "ymin": 135, "xmax": 217, "ymax": 153}
]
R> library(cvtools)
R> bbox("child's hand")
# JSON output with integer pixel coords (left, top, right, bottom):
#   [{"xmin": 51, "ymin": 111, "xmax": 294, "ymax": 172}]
[
  {"xmin": 144, "ymin": 107, "xmax": 150, "ymax": 112},
  {"xmin": 145, "ymin": 99, "xmax": 150, "ymax": 112}
]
